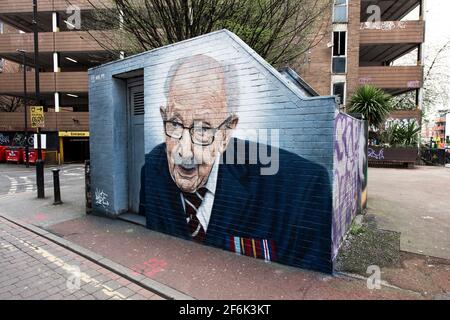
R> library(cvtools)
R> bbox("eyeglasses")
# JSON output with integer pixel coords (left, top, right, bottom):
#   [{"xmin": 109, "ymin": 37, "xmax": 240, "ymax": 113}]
[{"xmin": 163, "ymin": 115, "xmax": 233, "ymax": 146}]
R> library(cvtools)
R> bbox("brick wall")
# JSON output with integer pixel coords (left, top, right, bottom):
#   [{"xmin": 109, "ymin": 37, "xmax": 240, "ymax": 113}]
[
  {"xmin": 294, "ymin": 10, "xmax": 333, "ymax": 96},
  {"xmin": 346, "ymin": 0, "xmax": 361, "ymax": 100},
  {"xmin": 295, "ymin": 0, "xmax": 362, "ymax": 108}
]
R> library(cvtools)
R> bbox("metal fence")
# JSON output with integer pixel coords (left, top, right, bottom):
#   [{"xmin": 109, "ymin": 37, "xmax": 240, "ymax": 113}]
[{"xmin": 420, "ymin": 148, "xmax": 450, "ymax": 166}]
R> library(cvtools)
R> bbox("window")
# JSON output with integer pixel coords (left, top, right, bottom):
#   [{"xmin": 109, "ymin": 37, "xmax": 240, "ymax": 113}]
[
  {"xmin": 333, "ymin": 31, "xmax": 346, "ymax": 56},
  {"xmin": 332, "ymin": 31, "xmax": 347, "ymax": 74},
  {"xmin": 333, "ymin": 82, "xmax": 346, "ymax": 107},
  {"xmin": 333, "ymin": 0, "xmax": 348, "ymax": 23}
]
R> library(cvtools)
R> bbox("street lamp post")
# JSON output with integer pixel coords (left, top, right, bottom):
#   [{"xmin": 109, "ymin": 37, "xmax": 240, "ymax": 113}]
[
  {"xmin": 16, "ymin": 49, "xmax": 29, "ymax": 168},
  {"xmin": 33, "ymin": 0, "xmax": 45, "ymax": 199}
]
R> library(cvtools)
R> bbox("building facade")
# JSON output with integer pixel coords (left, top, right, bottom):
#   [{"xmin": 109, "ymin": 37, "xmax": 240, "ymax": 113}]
[
  {"xmin": 431, "ymin": 112, "xmax": 449, "ymax": 147},
  {"xmin": 0, "ymin": 0, "xmax": 111, "ymax": 163},
  {"xmin": 297, "ymin": 0, "xmax": 425, "ymax": 114},
  {"xmin": 1, "ymin": 0, "xmax": 426, "ymax": 164}
]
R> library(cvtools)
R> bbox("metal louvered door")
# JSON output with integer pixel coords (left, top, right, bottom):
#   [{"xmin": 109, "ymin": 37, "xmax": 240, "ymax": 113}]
[{"xmin": 127, "ymin": 81, "xmax": 144, "ymax": 214}]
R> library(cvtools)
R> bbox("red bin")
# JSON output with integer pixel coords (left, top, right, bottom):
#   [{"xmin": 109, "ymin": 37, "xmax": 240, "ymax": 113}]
[
  {"xmin": 6, "ymin": 147, "xmax": 24, "ymax": 163},
  {"xmin": 22, "ymin": 149, "xmax": 46, "ymax": 164},
  {"xmin": 0, "ymin": 146, "xmax": 7, "ymax": 162}
]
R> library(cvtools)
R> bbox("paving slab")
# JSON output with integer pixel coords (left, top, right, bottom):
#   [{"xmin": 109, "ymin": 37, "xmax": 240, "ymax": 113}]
[
  {"xmin": 1, "ymin": 163, "xmax": 446, "ymax": 300},
  {"xmin": 367, "ymin": 166, "xmax": 450, "ymax": 260},
  {"xmin": 0, "ymin": 216, "xmax": 166, "ymax": 300},
  {"xmin": 48, "ymin": 215, "xmax": 426, "ymax": 300}
]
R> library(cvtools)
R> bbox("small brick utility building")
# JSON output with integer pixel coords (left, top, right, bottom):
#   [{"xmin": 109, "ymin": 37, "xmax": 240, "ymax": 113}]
[{"xmin": 88, "ymin": 30, "xmax": 367, "ymax": 274}]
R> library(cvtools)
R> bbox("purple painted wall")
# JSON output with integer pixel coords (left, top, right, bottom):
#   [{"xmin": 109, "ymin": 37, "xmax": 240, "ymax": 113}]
[{"xmin": 332, "ymin": 113, "xmax": 368, "ymax": 260}]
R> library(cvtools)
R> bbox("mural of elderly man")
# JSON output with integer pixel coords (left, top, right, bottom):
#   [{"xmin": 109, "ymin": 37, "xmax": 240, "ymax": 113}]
[{"xmin": 140, "ymin": 54, "xmax": 333, "ymax": 273}]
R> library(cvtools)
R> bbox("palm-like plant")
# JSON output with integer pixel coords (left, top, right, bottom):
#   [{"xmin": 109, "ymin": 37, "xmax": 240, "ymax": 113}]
[
  {"xmin": 347, "ymin": 85, "xmax": 393, "ymax": 128},
  {"xmin": 380, "ymin": 121, "xmax": 421, "ymax": 147},
  {"xmin": 402, "ymin": 121, "xmax": 421, "ymax": 147},
  {"xmin": 379, "ymin": 122, "xmax": 399, "ymax": 146}
]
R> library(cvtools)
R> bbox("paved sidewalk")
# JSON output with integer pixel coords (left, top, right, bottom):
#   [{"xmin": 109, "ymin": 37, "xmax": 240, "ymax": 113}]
[
  {"xmin": 0, "ymin": 163, "xmax": 86, "ymax": 228},
  {"xmin": 368, "ymin": 166, "xmax": 450, "ymax": 260},
  {"xmin": 0, "ymin": 216, "xmax": 164, "ymax": 300},
  {"xmin": 0, "ymin": 167, "xmax": 446, "ymax": 300},
  {"xmin": 49, "ymin": 215, "xmax": 430, "ymax": 300}
]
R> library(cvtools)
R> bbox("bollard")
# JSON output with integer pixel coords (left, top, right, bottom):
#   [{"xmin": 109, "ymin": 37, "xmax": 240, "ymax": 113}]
[
  {"xmin": 36, "ymin": 159, "xmax": 45, "ymax": 198},
  {"xmin": 52, "ymin": 168, "xmax": 63, "ymax": 205}
]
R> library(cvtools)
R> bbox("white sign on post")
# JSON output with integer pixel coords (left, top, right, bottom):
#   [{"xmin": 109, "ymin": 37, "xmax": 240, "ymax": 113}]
[{"xmin": 34, "ymin": 134, "xmax": 47, "ymax": 149}]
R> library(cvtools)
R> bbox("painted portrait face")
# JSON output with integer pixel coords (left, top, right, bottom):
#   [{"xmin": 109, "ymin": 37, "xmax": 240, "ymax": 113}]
[{"xmin": 160, "ymin": 55, "xmax": 238, "ymax": 193}]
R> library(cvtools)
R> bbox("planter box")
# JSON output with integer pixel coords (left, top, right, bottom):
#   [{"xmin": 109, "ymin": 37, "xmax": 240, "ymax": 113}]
[{"xmin": 368, "ymin": 146, "xmax": 418, "ymax": 168}]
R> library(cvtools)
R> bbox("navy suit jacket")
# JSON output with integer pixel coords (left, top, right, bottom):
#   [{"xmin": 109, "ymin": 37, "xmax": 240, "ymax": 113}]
[{"xmin": 140, "ymin": 139, "xmax": 332, "ymax": 273}]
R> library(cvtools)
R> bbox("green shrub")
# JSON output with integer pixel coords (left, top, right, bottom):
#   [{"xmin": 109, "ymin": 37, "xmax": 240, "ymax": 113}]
[
  {"xmin": 379, "ymin": 121, "xmax": 421, "ymax": 148},
  {"xmin": 348, "ymin": 85, "xmax": 393, "ymax": 128}
]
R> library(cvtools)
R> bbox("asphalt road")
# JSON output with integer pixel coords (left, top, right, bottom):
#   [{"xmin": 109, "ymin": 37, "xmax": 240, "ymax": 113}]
[{"xmin": 0, "ymin": 163, "xmax": 85, "ymax": 199}]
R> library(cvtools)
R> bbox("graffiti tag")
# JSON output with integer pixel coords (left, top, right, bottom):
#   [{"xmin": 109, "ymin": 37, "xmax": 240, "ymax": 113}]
[
  {"xmin": 407, "ymin": 80, "xmax": 421, "ymax": 89},
  {"xmin": 94, "ymin": 188, "xmax": 110, "ymax": 208},
  {"xmin": 11, "ymin": 133, "xmax": 34, "ymax": 147},
  {"xmin": 359, "ymin": 77, "xmax": 371, "ymax": 85},
  {"xmin": 90, "ymin": 73, "xmax": 105, "ymax": 83},
  {"xmin": 368, "ymin": 148, "xmax": 385, "ymax": 160},
  {"xmin": 361, "ymin": 21, "xmax": 406, "ymax": 31},
  {"xmin": 0, "ymin": 133, "xmax": 10, "ymax": 145},
  {"xmin": 333, "ymin": 114, "xmax": 367, "ymax": 259}
]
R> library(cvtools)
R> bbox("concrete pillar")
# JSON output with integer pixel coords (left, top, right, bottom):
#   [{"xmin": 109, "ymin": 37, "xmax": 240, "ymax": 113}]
[
  {"xmin": 53, "ymin": 12, "xmax": 60, "ymax": 112},
  {"xmin": 52, "ymin": 12, "xmax": 59, "ymax": 32},
  {"xmin": 54, "ymin": 92, "xmax": 60, "ymax": 113}
]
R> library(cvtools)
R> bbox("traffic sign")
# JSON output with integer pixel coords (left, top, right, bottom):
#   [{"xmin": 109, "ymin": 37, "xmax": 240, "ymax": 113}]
[{"xmin": 30, "ymin": 106, "xmax": 45, "ymax": 128}]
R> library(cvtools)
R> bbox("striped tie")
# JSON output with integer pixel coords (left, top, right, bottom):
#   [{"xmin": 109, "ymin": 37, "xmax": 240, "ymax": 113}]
[{"xmin": 183, "ymin": 188, "xmax": 208, "ymax": 243}]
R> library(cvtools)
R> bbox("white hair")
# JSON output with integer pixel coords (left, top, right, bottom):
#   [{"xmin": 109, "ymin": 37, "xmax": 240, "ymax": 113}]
[{"xmin": 163, "ymin": 54, "xmax": 240, "ymax": 114}]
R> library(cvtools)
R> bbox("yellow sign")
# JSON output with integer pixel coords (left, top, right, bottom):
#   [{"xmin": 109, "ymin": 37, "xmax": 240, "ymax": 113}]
[
  {"xmin": 59, "ymin": 131, "xmax": 90, "ymax": 137},
  {"xmin": 30, "ymin": 106, "xmax": 45, "ymax": 128}
]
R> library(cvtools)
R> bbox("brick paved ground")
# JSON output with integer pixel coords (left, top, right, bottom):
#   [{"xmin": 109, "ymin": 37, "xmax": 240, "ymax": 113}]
[{"xmin": 0, "ymin": 217, "xmax": 165, "ymax": 300}]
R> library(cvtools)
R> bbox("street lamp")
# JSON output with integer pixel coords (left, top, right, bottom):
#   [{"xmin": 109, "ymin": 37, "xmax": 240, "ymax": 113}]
[{"xmin": 16, "ymin": 49, "xmax": 29, "ymax": 168}]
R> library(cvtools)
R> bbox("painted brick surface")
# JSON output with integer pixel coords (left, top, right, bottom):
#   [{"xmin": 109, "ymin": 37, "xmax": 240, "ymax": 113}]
[
  {"xmin": 88, "ymin": 30, "xmax": 363, "ymax": 273},
  {"xmin": 332, "ymin": 113, "xmax": 367, "ymax": 259}
]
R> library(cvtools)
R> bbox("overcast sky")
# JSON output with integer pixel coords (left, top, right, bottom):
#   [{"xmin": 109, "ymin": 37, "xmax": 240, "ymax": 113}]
[
  {"xmin": 425, "ymin": 0, "xmax": 450, "ymax": 43},
  {"xmin": 424, "ymin": 0, "xmax": 450, "ymax": 113}
]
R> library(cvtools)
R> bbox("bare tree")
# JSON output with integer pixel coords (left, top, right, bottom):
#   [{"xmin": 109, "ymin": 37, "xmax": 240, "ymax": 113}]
[
  {"xmin": 422, "ymin": 39, "xmax": 450, "ymax": 114},
  {"xmin": 392, "ymin": 39, "xmax": 450, "ymax": 115},
  {"xmin": 0, "ymin": 96, "xmax": 25, "ymax": 112},
  {"xmin": 80, "ymin": 0, "xmax": 332, "ymax": 67}
]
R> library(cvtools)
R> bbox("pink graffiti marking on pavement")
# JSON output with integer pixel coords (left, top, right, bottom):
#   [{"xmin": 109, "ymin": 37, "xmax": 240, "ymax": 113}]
[
  {"xmin": 131, "ymin": 258, "xmax": 168, "ymax": 278},
  {"xmin": 24, "ymin": 213, "xmax": 49, "ymax": 224}
]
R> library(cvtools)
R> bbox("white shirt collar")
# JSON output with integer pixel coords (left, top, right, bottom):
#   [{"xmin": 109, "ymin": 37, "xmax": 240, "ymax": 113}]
[
  {"xmin": 181, "ymin": 155, "xmax": 220, "ymax": 234},
  {"xmin": 203, "ymin": 154, "xmax": 220, "ymax": 196}
]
